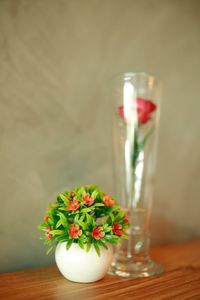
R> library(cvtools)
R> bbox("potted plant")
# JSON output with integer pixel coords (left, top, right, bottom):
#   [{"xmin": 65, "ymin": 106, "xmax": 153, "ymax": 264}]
[{"xmin": 38, "ymin": 185, "xmax": 129, "ymax": 283}]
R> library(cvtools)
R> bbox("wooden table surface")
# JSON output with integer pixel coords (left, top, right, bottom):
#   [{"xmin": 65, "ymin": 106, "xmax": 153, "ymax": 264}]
[{"xmin": 0, "ymin": 241, "xmax": 200, "ymax": 300}]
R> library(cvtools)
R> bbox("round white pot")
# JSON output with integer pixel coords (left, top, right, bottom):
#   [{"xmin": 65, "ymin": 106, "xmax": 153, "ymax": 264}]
[{"xmin": 55, "ymin": 242, "xmax": 113, "ymax": 283}]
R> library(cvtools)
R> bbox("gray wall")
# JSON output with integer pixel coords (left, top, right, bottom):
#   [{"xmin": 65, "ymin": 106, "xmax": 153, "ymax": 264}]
[{"xmin": 0, "ymin": 0, "xmax": 200, "ymax": 272}]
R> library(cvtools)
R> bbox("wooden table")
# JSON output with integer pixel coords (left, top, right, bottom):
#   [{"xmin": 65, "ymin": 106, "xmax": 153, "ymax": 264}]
[{"xmin": 0, "ymin": 241, "xmax": 200, "ymax": 299}]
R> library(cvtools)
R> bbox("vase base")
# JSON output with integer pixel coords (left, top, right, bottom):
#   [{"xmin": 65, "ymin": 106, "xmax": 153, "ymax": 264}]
[{"xmin": 108, "ymin": 258, "xmax": 163, "ymax": 278}]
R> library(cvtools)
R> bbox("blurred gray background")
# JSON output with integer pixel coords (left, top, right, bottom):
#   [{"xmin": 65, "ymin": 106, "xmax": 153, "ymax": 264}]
[{"xmin": 0, "ymin": 0, "xmax": 200, "ymax": 272}]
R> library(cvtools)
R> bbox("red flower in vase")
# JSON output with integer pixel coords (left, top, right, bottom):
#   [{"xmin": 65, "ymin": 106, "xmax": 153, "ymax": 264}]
[
  {"xmin": 67, "ymin": 200, "xmax": 80, "ymax": 211},
  {"xmin": 45, "ymin": 226, "xmax": 52, "ymax": 231},
  {"xmin": 45, "ymin": 226, "xmax": 53, "ymax": 240},
  {"xmin": 68, "ymin": 224, "xmax": 82, "ymax": 239},
  {"xmin": 103, "ymin": 195, "xmax": 115, "ymax": 207},
  {"xmin": 92, "ymin": 226, "xmax": 105, "ymax": 240},
  {"xmin": 112, "ymin": 223, "xmax": 123, "ymax": 236},
  {"xmin": 82, "ymin": 193, "xmax": 94, "ymax": 206},
  {"xmin": 117, "ymin": 97, "xmax": 156, "ymax": 124},
  {"xmin": 45, "ymin": 232, "xmax": 53, "ymax": 240},
  {"xmin": 122, "ymin": 215, "xmax": 129, "ymax": 224},
  {"xmin": 43, "ymin": 215, "xmax": 50, "ymax": 222}
]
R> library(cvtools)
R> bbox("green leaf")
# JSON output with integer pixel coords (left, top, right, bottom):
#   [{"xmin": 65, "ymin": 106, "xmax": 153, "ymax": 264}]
[
  {"xmin": 94, "ymin": 203, "xmax": 104, "ymax": 207},
  {"xmin": 111, "ymin": 204, "xmax": 120, "ymax": 211},
  {"xmin": 50, "ymin": 230, "xmax": 64, "ymax": 236},
  {"xmin": 78, "ymin": 221, "xmax": 88, "ymax": 230},
  {"xmin": 103, "ymin": 226, "xmax": 112, "ymax": 233},
  {"xmin": 86, "ymin": 243, "xmax": 91, "ymax": 252},
  {"xmin": 46, "ymin": 246, "xmax": 54, "ymax": 255},
  {"xmin": 104, "ymin": 234, "xmax": 119, "ymax": 244},
  {"xmin": 94, "ymin": 243, "xmax": 100, "ymax": 256},
  {"xmin": 56, "ymin": 219, "xmax": 63, "ymax": 229},
  {"xmin": 79, "ymin": 215, "xmax": 85, "ymax": 222},
  {"xmin": 91, "ymin": 190, "xmax": 98, "ymax": 199},
  {"xmin": 58, "ymin": 193, "xmax": 69, "ymax": 205},
  {"xmin": 114, "ymin": 211, "xmax": 125, "ymax": 222},
  {"xmin": 50, "ymin": 203, "xmax": 57, "ymax": 209},
  {"xmin": 43, "ymin": 239, "xmax": 51, "ymax": 245},
  {"xmin": 57, "ymin": 211, "xmax": 66, "ymax": 220},
  {"xmin": 57, "ymin": 212, "xmax": 67, "ymax": 224},
  {"xmin": 109, "ymin": 212, "xmax": 114, "ymax": 222},
  {"xmin": 58, "ymin": 207, "xmax": 67, "ymax": 211},
  {"xmin": 98, "ymin": 240, "xmax": 108, "ymax": 250},
  {"xmin": 81, "ymin": 207, "xmax": 92, "ymax": 213},
  {"xmin": 78, "ymin": 239, "xmax": 84, "ymax": 249},
  {"xmin": 66, "ymin": 238, "xmax": 73, "ymax": 250},
  {"xmin": 86, "ymin": 213, "xmax": 93, "ymax": 225},
  {"xmin": 56, "ymin": 234, "xmax": 69, "ymax": 242},
  {"xmin": 80, "ymin": 234, "xmax": 87, "ymax": 243},
  {"xmin": 38, "ymin": 224, "xmax": 46, "ymax": 231},
  {"xmin": 74, "ymin": 214, "xmax": 79, "ymax": 223},
  {"xmin": 77, "ymin": 186, "xmax": 86, "ymax": 197}
]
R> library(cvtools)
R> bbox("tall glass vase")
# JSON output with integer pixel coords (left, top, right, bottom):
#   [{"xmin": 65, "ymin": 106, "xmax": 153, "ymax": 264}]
[{"xmin": 109, "ymin": 72, "xmax": 163, "ymax": 278}]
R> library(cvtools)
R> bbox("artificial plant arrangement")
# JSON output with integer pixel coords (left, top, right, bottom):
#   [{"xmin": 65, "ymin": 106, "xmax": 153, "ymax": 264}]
[{"xmin": 38, "ymin": 185, "xmax": 129, "ymax": 256}]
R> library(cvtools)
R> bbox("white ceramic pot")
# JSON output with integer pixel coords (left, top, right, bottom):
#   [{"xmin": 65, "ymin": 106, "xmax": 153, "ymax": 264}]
[{"xmin": 55, "ymin": 242, "xmax": 113, "ymax": 283}]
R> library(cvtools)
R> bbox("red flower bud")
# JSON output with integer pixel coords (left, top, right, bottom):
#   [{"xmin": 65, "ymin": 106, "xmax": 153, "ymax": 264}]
[
  {"xmin": 122, "ymin": 215, "xmax": 129, "ymax": 224},
  {"xmin": 70, "ymin": 191, "xmax": 75, "ymax": 197},
  {"xmin": 68, "ymin": 224, "xmax": 82, "ymax": 239},
  {"xmin": 45, "ymin": 232, "xmax": 53, "ymax": 240},
  {"xmin": 43, "ymin": 215, "xmax": 50, "ymax": 222},
  {"xmin": 92, "ymin": 226, "xmax": 105, "ymax": 240},
  {"xmin": 67, "ymin": 200, "xmax": 80, "ymax": 211},
  {"xmin": 83, "ymin": 193, "xmax": 94, "ymax": 206},
  {"xmin": 103, "ymin": 195, "xmax": 114, "ymax": 207},
  {"xmin": 45, "ymin": 226, "xmax": 52, "ymax": 231},
  {"xmin": 112, "ymin": 223, "xmax": 123, "ymax": 236}
]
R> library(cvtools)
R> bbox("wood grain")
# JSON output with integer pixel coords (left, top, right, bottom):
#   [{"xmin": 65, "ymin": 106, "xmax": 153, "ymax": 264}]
[{"xmin": 0, "ymin": 241, "xmax": 200, "ymax": 300}]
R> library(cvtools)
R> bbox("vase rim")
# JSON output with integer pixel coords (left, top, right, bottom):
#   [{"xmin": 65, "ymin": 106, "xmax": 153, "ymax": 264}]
[{"xmin": 111, "ymin": 71, "xmax": 161, "ymax": 83}]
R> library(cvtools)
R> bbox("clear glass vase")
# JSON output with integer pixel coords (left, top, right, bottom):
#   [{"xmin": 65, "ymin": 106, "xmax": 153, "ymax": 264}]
[{"xmin": 109, "ymin": 72, "xmax": 163, "ymax": 278}]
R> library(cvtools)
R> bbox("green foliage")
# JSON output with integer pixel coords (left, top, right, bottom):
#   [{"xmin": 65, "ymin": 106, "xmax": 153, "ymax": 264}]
[{"xmin": 38, "ymin": 185, "xmax": 129, "ymax": 256}]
